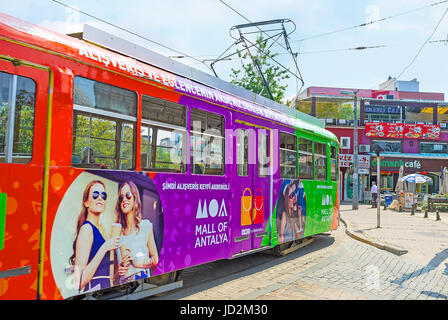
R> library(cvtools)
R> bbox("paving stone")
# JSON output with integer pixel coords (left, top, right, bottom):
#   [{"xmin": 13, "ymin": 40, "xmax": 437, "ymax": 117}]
[{"xmin": 154, "ymin": 205, "xmax": 448, "ymax": 301}]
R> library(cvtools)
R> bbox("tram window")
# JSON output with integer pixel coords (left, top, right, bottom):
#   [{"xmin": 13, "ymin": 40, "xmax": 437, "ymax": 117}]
[
  {"xmin": 190, "ymin": 108, "xmax": 225, "ymax": 175},
  {"xmin": 141, "ymin": 95, "xmax": 186, "ymax": 173},
  {"xmin": 298, "ymin": 138, "xmax": 313, "ymax": 180},
  {"xmin": 315, "ymin": 142, "xmax": 327, "ymax": 180},
  {"xmin": 0, "ymin": 72, "xmax": 36, "ymax": 164},
  {"xmin": 331, "ymin": 146, "xmax": 338, "ymax": 181},
  {"xmin": 237, "ymin": 129, "xmax": 249, "ymax": 176},
  {"xmin": 72, "ymin": 76, "xmax": 137, "ymax": 170},
  {"xmin": 72, "ymin": 113, "xmax": 135, "ymax": 170},
  {"xmin": 279, "ymin": 132, "xmax": 297, "ymax": 179},
  {"xmin": 73, "ymin": 76, "xmax": 137, "ymax": 116},
  {"xmin": 258, "ymin": 130, "xmax": 269, "ymax": 177}
]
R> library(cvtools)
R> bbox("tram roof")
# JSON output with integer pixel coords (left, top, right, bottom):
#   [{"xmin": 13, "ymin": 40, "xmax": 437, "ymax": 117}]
[{"xmin": 0, "ymin": 12, "xmax": 338, "ymax": 143}]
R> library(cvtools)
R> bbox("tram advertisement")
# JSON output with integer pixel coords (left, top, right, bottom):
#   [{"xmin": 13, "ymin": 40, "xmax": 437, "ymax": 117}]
[
  {"xmin": 50, "ymin": 169, "xmax": 234, "ymax": 299},
  {"xmin": 50, "ymin": 170, "xmax": 164, "ymax": 298},
  {"xmin": 276, "ymin": 179, "xmax": 306, "ymax": 243},
  {"xmin": 275, "ymin": 179, "xmax": 336, "ymax": 245}
]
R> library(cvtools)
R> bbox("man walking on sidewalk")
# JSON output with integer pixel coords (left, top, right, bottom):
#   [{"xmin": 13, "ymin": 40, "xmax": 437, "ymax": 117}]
[{"xmin": 371, "ymin": 181, "xmax": 378, "ymax": 208}]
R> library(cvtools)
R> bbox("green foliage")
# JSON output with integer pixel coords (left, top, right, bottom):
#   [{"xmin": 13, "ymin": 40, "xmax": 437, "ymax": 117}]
[
  {"xmin": 229, "ymin": 35, "xmax": 290, "ymax": 103},
  {"xmin": 0, "ymin": 90, "xmax": 35, "ymax": 156},
  {"xmin": 316, "ymin": 102, "xmax": 356, "ymax": 120}
]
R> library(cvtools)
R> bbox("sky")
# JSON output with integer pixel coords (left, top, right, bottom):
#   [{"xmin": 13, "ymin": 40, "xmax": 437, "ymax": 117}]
[{"xmin": 2, "ymin": 0, "xmax": 447, "ymax": 102}]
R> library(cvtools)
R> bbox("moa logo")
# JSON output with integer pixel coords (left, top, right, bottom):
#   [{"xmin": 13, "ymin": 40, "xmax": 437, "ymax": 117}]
[
  {"xmin": 196, "ymin": 199, "xmax": 228, "ymax": 219},
  {"xmin": 322, "ymin": 194, "xmax": 333, "ymax": 206}
]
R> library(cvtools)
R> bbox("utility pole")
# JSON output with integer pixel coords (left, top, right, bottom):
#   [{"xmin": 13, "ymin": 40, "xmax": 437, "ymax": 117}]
[
  {"xmin": 353, "ymin": 91, "xmax": 359, "ymax": 210},
  {"xmin": 375, "ymin": 146, "xmax": 382, "ymax": 228},
  {"xmin": 340, "ymin": 90, "xmax": 359, "ymax": 210}
]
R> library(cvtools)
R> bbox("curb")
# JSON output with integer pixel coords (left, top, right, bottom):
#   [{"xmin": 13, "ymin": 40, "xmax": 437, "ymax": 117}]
[{"xmin": 340, "ymin": 217, "xmax": 408, "ymax": 256}]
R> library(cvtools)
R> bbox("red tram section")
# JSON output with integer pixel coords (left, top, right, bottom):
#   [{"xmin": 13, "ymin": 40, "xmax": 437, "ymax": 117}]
[{"xmin": 0, "ymin": 12, "xmax": 339, "ymax": 300}]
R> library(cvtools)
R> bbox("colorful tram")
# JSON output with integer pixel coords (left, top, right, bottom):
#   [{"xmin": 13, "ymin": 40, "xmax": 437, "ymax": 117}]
[{"xmin": 0, "ymin": 13, "xmax": 340, "ymax": 300}]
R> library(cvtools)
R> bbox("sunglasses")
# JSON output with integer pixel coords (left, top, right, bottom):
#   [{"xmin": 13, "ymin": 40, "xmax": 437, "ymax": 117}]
[
  {"xmin": 288, "ymin": 188, "xmax": 299, "ymax": 199},
  {"xmin": 120, "ymin": 191, "xmax": 133, "ymax": 202},
  {"xmin": 92, "ymin": 191, "xmax": 107, "ymax": 200}
]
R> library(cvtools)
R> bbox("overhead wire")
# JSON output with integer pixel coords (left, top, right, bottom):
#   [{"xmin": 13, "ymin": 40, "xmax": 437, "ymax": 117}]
[
  {"xmin": 217, "ymin": 0, "xmax": 305, "ymax": 93},
  {"xmin": 298, "ymin": 44, "xmax": 389, "ymax": 55},
  {"xmin": 291, "ymin": 0, "xmax": 448, "ymax": 43},
  {"xmin": 179, "ymin": 37, "xmax": 446, "ymax": 65},
  {"xmin": 163, "ymin": 0, "xmax": 448, "ymax": 61},
  {"xmin": 397, "ymin": 5, "xmax": 448, "ymax": 79},
  {"xmin": 218, "ymin": 0, "xmax": 292, "ymax": 52}
]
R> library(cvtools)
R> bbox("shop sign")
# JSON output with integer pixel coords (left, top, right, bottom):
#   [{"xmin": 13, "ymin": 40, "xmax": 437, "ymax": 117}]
[
  {"xmin": 339, "ymin": 154, "xmax": 353, "ymax": 167},
  {"xmin": 365, "ymin": 122, "xmax": 404, "ymax": 138},
  {"xmin": 404, "ymin": 193, "xmax": 415, "ymax": 209},
  {"xmin": 371, "ymin": 90, "xmax": 396, "ymax": 99},
  {"xmin": 365, "ymin": 122, "xmax": 440, "ymax": 140},
  {"xmin": 371, "ymin": 158, "xmax": 421, "ymax": 169},
  {"xmin": 358, "ymin": 155, "xmax": 370, "ymax": 168},
  {"xmin": 364, "ymin": 105, "xmax": 400, "ymax": 114},
  {"xmin": 339, "ymin": 154, "xmax": 370, "ymax": 168},
  {"xmin": 404, "ymin": 124, "xmax": 441, "ymax": 140}
]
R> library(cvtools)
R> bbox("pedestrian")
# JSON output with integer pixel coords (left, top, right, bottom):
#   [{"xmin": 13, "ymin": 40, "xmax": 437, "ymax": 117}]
[{"xmin": 371, "ymin": 181, "xmax": 378, "ymax": 208}]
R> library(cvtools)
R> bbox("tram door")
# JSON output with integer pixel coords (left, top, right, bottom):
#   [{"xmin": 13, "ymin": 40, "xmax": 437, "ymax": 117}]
[
  {"xmin": 0, "ymin": 58, "xmax": 49, "ymax": 299},
  {"xmin": 232, "ymin": 121, "xmax": 271, "ymax": 255}
]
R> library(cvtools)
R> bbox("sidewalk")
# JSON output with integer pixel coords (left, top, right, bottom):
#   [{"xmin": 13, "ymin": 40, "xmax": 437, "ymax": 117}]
[{"xmin": 340, "ymin": 204, "xmax": 448, "ymax": 272}]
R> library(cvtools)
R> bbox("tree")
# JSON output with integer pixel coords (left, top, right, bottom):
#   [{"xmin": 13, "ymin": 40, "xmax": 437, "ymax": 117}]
[{"xmin": 229, "ymin": 35, "xmax": 290, "ymax": 103}]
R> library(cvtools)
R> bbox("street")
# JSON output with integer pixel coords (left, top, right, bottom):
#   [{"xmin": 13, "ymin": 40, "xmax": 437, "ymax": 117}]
[{"xmin": 153, "ymin": 216, "xmax": 448, "ymax": 300}]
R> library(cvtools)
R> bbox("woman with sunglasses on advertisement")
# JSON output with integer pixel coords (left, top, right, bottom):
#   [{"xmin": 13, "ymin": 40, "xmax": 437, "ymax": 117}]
[
  {"xmin": 278, "ymin": 182, "xmax": 299, "ymax": 243},
  {"xmin": 115, "ymin": 181, "xmax": 159, "ymax": 284},
  {"xmin": 294, "ymin": 178, "xmax": 306, "ymax": 239},
  {"xmin": 69, "ymin": 180, "xmax": 121, "ymax": 293}
]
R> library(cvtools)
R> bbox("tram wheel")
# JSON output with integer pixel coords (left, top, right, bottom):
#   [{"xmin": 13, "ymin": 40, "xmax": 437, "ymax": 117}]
[
  {"xmin": 272, "ymin": 237, "xmax": 314, "ymax": 256},
  {"xmin": 146, "ymin": 271, "xmax": 179, "ymax": 286}
]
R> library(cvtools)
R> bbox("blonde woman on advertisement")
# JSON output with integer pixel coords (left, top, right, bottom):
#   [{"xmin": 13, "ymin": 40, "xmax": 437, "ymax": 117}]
[
  {"xmin": 69, "ymin": 180, "xmax": 121, "ymax": 293},
  {"xmin": 115, "ymin": 181, "xmax": 159, "ymax": 283}
]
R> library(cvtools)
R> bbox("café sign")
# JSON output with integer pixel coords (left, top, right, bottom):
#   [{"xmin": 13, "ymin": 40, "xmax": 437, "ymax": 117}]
[
  {"xmin": 364, "ymin": 105, "xmax": 400, "ymax": 114},
  {"xmin": 371, "ymin": 159, "xmax": 421, "ymax": 169},
  {"xmin": 370, "ymin": 156, "xmax": 444, "ymax": 173}
]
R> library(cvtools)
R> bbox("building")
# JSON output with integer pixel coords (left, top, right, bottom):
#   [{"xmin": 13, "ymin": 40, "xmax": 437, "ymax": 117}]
[{"xmin": 296, "ymin": 78, "xmax": 448, "ymax": 202}]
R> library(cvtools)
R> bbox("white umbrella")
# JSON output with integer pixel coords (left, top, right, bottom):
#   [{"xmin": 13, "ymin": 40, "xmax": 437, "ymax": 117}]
[
  {"xmin": 395, "ymin": 165, "xmax": 407, "ymax": 193},
  {"xmin": 399, "ymin": 173, "xmax": 432, "ymax": 184},
  {"xmin": 440, "ymin": 167, "xmax": 448, "ymax": 195},
  {"xmin": 400, "ymin": 174, "xmax": 432, "ymax": 207}
]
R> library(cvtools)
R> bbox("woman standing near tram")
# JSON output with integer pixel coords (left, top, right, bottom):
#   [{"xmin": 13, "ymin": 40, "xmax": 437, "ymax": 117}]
[
  {"xmin": 69, "ymin": 180, "xmax": 121, "ymax": 293},
  {"xmin": 115, "ymin": 181, "xmax": 159, "ymax": 283}
]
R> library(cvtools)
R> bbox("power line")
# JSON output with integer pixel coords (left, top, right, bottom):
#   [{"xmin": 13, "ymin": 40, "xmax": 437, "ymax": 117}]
[
  {"xmin": 218, "ymin": 0, "xmax": 294, "ymax": 54},
  {"xmin": 397, "ymin": 5, "xmax": 448, "ymax": 79},
  {"xmin": 181, "ymin": 38, "xmax": 445, "ymax": 63},
  {"xmin": 217, "ymin": 0, "xmax": 305, "ymax": 92},
  {"xmin": 298, "ymin": 44, "xmax": 388, "ymax": 55},
  {"xmin": 51, "ymin": 0, "xmax": 213, "ymax": 71},
  {"xmin": 170, "ymin": 1, "xmax": 448, "ymax": 60},
  {"xmin": 291, "ymin": 0, "xmax": 448, "ymax": 43}
]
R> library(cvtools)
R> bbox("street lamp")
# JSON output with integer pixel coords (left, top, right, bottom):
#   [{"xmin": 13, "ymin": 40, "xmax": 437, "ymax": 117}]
[{"xmin": 340, "ymin": 90, "xmax": 359, "ymax": 210}]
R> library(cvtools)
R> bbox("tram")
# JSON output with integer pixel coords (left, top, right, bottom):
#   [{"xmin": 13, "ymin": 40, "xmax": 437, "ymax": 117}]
[{"xmin": 0, "ymin": 12, "xmax": 340, "ymax": 300}]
